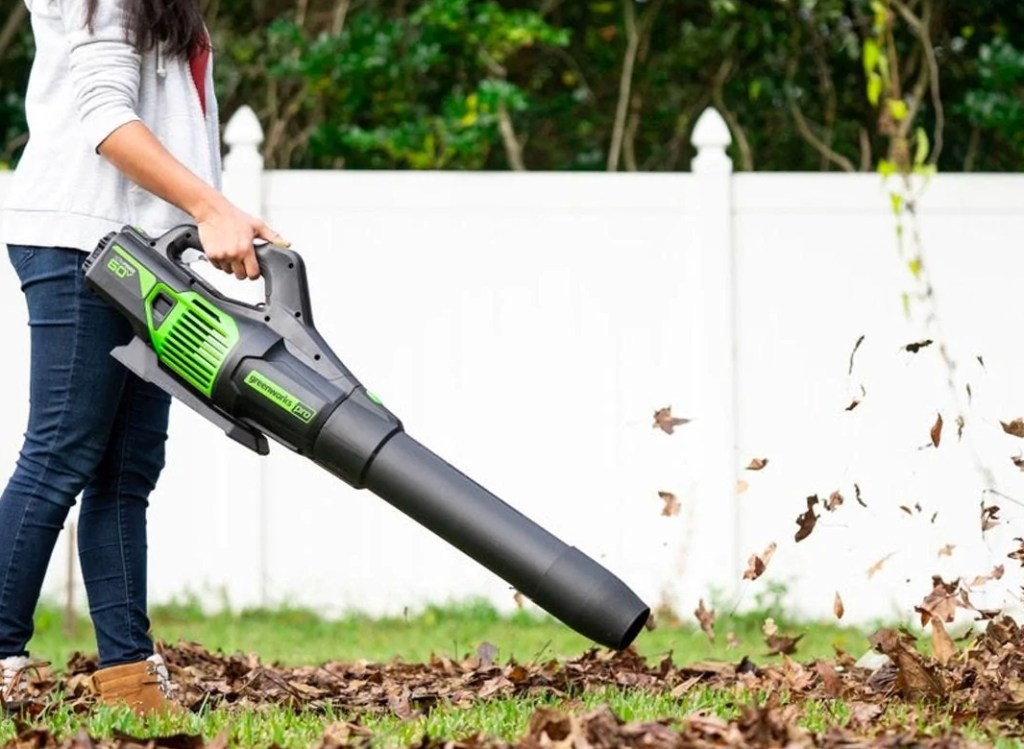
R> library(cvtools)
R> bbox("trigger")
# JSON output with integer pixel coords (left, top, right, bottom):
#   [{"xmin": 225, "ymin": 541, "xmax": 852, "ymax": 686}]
[{"xmin": 180, "ymin": 248, "xmax": 206, "ymax": 265}]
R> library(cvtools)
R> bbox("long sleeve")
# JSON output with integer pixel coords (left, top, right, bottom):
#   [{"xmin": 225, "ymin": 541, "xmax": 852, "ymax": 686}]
[{"xmin": 59, "ymin": 0, "xmax": 142, "ymax": 151}]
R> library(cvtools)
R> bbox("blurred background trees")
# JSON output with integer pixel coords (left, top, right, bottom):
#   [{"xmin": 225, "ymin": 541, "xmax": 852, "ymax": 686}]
[{"xmin": 1, "ymin": 0, "xmax": 1021, "ymax": 171}]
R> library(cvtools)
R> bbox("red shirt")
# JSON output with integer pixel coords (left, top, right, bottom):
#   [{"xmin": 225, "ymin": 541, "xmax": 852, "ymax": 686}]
[{"xmin": 189, "ymin": 39, "xmax": 210, "ymax": 115}]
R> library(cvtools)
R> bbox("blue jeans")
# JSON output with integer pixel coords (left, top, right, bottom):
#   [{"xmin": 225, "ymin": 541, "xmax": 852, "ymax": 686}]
[{"xmin": 0, "ymin": 246, "xmax": 171, "ymax": 667}]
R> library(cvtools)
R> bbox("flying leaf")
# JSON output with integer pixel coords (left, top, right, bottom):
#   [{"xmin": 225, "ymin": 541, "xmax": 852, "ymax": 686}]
[
  {"xmin": 834, "ymin": 592, "xmax": 845, "ymax": 620},
  {"xmin": 969, "ymin": 565, "xmax": 1004, "ymax": 588},
  {"xmin": 981, "ymin": 503, "xmax": 1001, "ymax": 532},
  {"xmin": 765, "ymin": 631, "xmax": 803, "ymax": 656},
  {"xmin": 977, "ymin": 355, "xmax": 986, "ymax": 368},
  {"xmin": 845, "ymin": 398, "xmax": 862, "ymax": 412},
  {"xmin": 1001, "ymin": 419, "xmax": 1024, "ymax": 438},
  {"xmin": 1008, "ymin": 538, "xmax": 1024, "ymax": 567},
  {"xmin": 855, "ymin": 483, "xmax": 866, "ymax": 507},
  {"xmin": 794, "ymin": 495, "xmax": 819, "ymax": 542},
  {"xmin": 930, "ymin": 413, "xmax": 943, "ymax": 447},
  {"xmin": 657, "ymin": 491, "xmax": 680, "ymax": 517},
  {"xmin": 956, "ymin": 415, "xmax": 965, "ymax": 441},
  {"xmin": 736, "ymin": 479, "xmax": 750, "ymax": 494},
  {"xmin": 1012, "ymin": 455, "xmax": 1024, "ymax": 472},
  {"xmin": 694, "ymin": 598, "xmax": 715, "ymax": 643},
  {"xmin": 966, "ymin": 384, "xmax": 973, "ymax": 405},
  {"xmin": 652, "ymin": 406, "xmax": 691, "ymax": 435},
  {"xmin": 867, "ymin": 552, "xmax": 896, "ymax": 578},
  {"xmin": 848, "ymin": 334, "xmax": 865, "ymax": 375},
  {"xmin": 746, "ymin": 458, "xmax": 769, "ymax": 471},
  {"xmin": 938, "ymin": 544, "xmax": 955, "ymax": 558},
  {"xmin": 915, "ymin": 576, "xmax": 959, "ymax": 626},
  {"xmin": 762, "ymin": 617, "xmax": 778, "ymax": 637},
  {"xmin": 905, "ymin": 339, "xmax": 934, "ymax": 354},
  {"xmin": 826, "ymin": 491, "xmax": 844, "ymax": 512},
  {"xmin": 513, "ymin": 591, "xmax": 525, "ymax": 608},
  {"xmin": 930, "ymin": 619, "xmax": 956, "ymax": 666},
  {"xmin": 743, "ymin": 542, "xmax": 777, "ymax": 581}
]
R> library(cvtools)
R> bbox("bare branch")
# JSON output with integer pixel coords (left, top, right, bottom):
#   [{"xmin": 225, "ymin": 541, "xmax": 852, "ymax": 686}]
[
  {"xmin": 859, "ymin": 126, "xmax": 872, "ymax": 172},
  {"xmin": 497, "ymin": 103, "xmax": 526, "ymax": 171},
  {"xmin": 711, "ymin": 58, "xmax": 753, "ymax": 171},
  {"xmin": 891, "ymin": 0, "xmax": 944, "ymax": 165},
  {"xmin": 0, "ymin": 3, "xmax": 28, "ymax": 64},
  {"xmin": 330, "ymin": 0, "xmax": 351, "ymax": 36},
  {"xmin": 607, "ymin": 0, "xmax": 639, "ymax": 172},
  {"xmin": 623, "ymin": 93, "xmax": 641, "ymax": 171},
  {"xmin": 788, "ymin": 97, "xmax": 856, "ymax": 173}
]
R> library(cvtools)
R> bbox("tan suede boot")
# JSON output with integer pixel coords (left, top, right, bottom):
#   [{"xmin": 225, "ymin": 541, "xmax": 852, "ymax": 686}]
[{"xmin": 92, "ymin": 654, "xmax": 185, "ymax": 716}]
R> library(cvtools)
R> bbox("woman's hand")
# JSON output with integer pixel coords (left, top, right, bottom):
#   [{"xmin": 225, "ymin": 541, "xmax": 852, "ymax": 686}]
[
  {"xmin": 97, "ymin": 122, "xmax": 290, "ymax": 280},
  {"xmin": 194, "ymin": 196, "xmax": 290, "ymax": 280}
]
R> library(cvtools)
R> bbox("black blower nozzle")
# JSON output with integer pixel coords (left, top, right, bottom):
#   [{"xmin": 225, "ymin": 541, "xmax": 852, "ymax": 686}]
[{"xmin": 83, "ymin": 225, "xmax": 650, "ymax": 650}]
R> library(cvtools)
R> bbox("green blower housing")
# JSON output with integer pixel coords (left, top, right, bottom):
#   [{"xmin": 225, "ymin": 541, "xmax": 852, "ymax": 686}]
[{"xmin": 83, "ymin": 225, "xmax": 650, "ymax": 650}]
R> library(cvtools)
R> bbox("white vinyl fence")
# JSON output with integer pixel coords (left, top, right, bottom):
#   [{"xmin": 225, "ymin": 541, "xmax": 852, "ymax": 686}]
[{"xmin": 2, "ymin": 108, "xmax": 1024, "ymax": 631}]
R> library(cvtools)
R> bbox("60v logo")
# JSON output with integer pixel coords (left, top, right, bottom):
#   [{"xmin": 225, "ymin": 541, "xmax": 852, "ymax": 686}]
[{"xmin": 106, "ymin": 256, "xmax": 137, "ymax": 280}]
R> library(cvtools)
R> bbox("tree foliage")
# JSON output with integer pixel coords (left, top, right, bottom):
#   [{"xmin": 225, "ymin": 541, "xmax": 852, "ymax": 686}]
[{"xmin": 1, "ymin": 0, "xmax": 1022, "ymax": 171}]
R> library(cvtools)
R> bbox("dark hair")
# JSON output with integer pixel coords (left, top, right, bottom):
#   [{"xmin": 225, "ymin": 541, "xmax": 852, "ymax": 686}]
[{"xmin": 86, "ymin": 0, "xmax": 208, "ymax": 58}]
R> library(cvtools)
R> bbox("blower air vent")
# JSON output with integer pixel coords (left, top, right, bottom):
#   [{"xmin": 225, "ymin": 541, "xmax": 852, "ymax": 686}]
[{"xmin": 147, "ymin": 286, "xmax": 240, "ymax": 396}]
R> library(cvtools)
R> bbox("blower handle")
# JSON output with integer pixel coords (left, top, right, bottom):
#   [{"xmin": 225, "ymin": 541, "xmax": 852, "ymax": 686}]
[{"xmin": 157, "ymin": 224, "xmax": 314, "ymax": 325}]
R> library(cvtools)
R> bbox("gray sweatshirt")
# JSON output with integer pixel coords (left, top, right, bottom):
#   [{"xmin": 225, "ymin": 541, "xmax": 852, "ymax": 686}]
[{"xmin": 1, "ymin": 0, "xmax": 222, "ymax": 252}]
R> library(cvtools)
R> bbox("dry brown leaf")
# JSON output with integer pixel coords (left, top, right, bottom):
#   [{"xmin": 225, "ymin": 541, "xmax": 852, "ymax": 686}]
[
  {"xmin": 931, "ymin": 619, "xmax": 957, "ymax": 666},
  {"xmin": 905, "ymin": 339, "xmax": 933, "ymax": 353},
  {"xmin": 848, "ymin": 334, "xmax": 865, "ymax": 375},
  {"xmin": 1013, "ymin": 455, "xmax": 1024, "ymax": 471},
  {"xmin": 815, "ymin": 661, "xmax": 843, "ymax": 698},
  {"xmin": 794, "ymin": 495, "xmax": 819, "ymax": 542},
  {"xmin": 826, "ymin": 491, "xmax": 844, "ymax": 512},
  {"xmin": 867, "ymin": 552, "xmax": 896, "ymax": 578},
  {"xmin": 652, "ymin": 406, "xmax": 691, "ymax": 435},
  {"xmin": 736, "ymin": 479, "xmax": 750, "ymax": 494},
  {"xmin": 868, "ymin": 627, "xmax": 947, "ymax": 699},
  {"xmin": 938, "ymin": 544, "xmax": 955, "ymax": 558},
  {"xmin": 657, "ymin": 491, "xmax": 680, "ymax": 517},
  {"xmin": 743, "ymin": 542, "xmax": 776, "ymax": 581},
  {"xmin": 969, "ymin": 565, "xmax": 1004, "ymax": 588},
  {"xmin": 833, "ymin": 592, "xmax": 844, "ymax": 620},
  {"xmin": 845, "ymin": 398, "xmax": 861, "ymax": 412},
  {"xmin": 746, "ymin": 458, "xmax": 769, "ymax": 471},
  {"xmin": 981, "ymin": 503, "xmax": 1001, "ymax": 532},
  {"xmin": 694, "ymin": 598, "xmax": 715, "ymax": 644},
  {"xmin": 916, "ymin": 576, "xmax": 959, "ymax": 626},
  {"xmin": 513, "ymin": 590, "xmax": 525, "ymax": 608},
  {"xmin": 765, "ymin": 632, "xmax": 803, "ymax": 656},
  {"xmin": 930, "ymin": 413, "xmax": 943, "ymax": 448},
  {"xmin": 1002, "ymin": 418, "xmax": 1024, "ymax": 438},
  {"xmin": 1009, "ymin": 538, "xmax": 1024, "ymax": 567}
]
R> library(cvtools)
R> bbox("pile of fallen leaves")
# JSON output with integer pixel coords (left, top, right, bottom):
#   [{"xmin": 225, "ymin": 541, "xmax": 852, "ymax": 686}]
[{"xmin": 9, "ymin": 615, "xmax": 1024, "ymax": 747}]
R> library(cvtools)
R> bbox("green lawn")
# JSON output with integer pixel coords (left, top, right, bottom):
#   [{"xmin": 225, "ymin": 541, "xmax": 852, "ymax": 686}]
[
  {"xmin": 3, "ymin": 599, "xmax": 1012, "ymax": 749},
  {"xmin": 27, "ymin": 595, "xmax": 872, "ymax": 668}
]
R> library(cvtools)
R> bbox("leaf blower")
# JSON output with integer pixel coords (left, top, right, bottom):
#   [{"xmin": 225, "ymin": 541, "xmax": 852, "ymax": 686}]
[{"xmin": 83, "ymin": 225, "xmax": 650, "ymax": 650}]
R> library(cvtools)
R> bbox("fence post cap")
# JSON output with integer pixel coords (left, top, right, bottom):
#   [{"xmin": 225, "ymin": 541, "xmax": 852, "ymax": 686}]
[
  {"xmin": 224, "ymin": 105, "xmax": 264, "ymax": 148},
  {"xmin": 692, "ymin": 108, "xmax": 731, "ymax": 149}
]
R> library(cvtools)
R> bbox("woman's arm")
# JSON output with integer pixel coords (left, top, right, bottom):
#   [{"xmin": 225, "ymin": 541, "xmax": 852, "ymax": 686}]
[
  {"xmin": 60, "ymin": 0, "xmax": 285, "ymax": 280},
  {"xmin": 99, "ymin": 122, "xmax": 288, "ymax": 280}
]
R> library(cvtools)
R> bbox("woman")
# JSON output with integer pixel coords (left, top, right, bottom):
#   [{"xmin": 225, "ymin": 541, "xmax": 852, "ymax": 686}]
[{"xmin": 0, "ymin": 0, "xmax": 286, "ymax": 715}]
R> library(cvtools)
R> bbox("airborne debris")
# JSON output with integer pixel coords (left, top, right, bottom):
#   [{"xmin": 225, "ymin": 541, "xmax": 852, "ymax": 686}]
[
  {"xmin": 652, "ymin": 406, "xmax": 691, "ymax": 435},
  {"xmin": 657, "ymin": 491, "xmax": 680, "ymax": 517}
]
